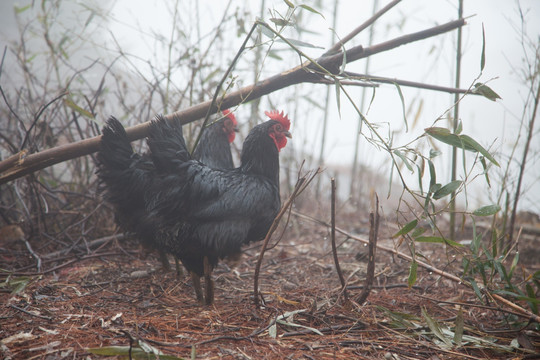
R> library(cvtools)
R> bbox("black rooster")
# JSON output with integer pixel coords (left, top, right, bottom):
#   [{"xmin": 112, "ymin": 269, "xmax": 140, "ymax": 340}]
[
  {"xmin": 96, "ymin": 112, "xmax": 238, "ymax": 272},
  {"xmin": 145, "ymin": 110, "xmax": 291, "ymax": 305}
]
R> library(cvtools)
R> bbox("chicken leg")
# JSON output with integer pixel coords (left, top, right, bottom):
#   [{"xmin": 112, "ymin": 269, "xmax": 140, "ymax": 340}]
[
  {"xmin": 190, "ymin": 271, "xmax": 204, "ymax": 304},
  {"xmin": 203, "ymin": 256, "xmax": 214, "ymax": 305}
]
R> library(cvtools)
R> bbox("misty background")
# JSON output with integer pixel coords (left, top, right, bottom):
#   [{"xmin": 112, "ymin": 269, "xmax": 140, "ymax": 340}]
[{"xmin": 0, "ymin": 0, "xmax": 539, "ymax": 216}]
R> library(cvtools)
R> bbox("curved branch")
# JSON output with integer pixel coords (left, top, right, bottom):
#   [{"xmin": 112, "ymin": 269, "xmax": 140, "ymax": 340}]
[{"xmin": 0, "ymin": 18, "xmax": 466, "ymax": 184}]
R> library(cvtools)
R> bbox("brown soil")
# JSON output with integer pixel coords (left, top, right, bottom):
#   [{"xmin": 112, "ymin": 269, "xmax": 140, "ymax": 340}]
[{"xmin": 1, "ymin": 206, "xmax": 539, "ymax": 359}]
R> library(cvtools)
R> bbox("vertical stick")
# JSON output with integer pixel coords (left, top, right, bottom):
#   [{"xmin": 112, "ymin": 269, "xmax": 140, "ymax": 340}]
[
  {"xmin": 449, "ymin": 0, "xmax": 463, "ymax": 241},
  {"xmin": 356, "ymin": 193, "xmax": 379, "ymax": 304},
  {"xmin": 331, "ymin": 178, "xmax": 348, "ymax": 300}
]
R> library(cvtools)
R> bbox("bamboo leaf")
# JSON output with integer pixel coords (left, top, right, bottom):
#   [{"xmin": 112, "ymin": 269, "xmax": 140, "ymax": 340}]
[
  {"xmin": 334, "ymin": 78, "xmax": 341, "ymax": 118},
  {"xmin": 459, "ymin": 134, "xmax": 500, "ymax": 166},
  {"xmin": 284, "ymin": 0, "xmax": 295, "ymax": 8},
  {"xmin": 433, "ymin": 180, "xmax": 462, "ymax": 200},
  {"xmin": 422, "ymin": 307, "xmax": 453, "ymax": 348},
  {"xmin": 425, "ymin": 127, "xmax": 475, "ymax": 151},
  {"xmin": 393, "ymin": 82, "xmax": 408, "ymax": 132},
  {"xmin": 392, "ymin": 219, "xmax": 418, "ymax": 238},
  {"xmin": 473, "ymin": 82, "xmax": 501, "ymax": 101},
  {"xmin": 260, "ymin": 24, "xmax": 276, "ymax": 39},
  {"xmin": 269, "ymin": 18, "xmax": 294, "ymax": 27},
  {"xmin": 394, "ymin": 149, "xmax": 413, "ymax": 172},
  {"xmin": 472, "ymin": 204, "xmax": 501, "ymax": 216},
  {"xmin": 282, "ymin": 37, "xmax": 324, "ymax": 49},
  {"xmin": 480, "ymin": 157, "xmax": 491, "ymax": 187},
  {"xmin": 525, "ymin": 284, "xmax": 538, "ymax": 313},
  {"xmin": 87, "ymin": 346, "xmax": 183, "ymax": 359},
  {"xmin": 427, "ymin": 159, "xmax": 436, "ymax": 192},
  {"xmin": 415, "ymin": 236, "xmax": 463, "ymax": 247},
  {"xmin": 14, "ymin": 4, "xmax": 32, "ymax": 13},
  {"xmin": 456, "ymin": 119, "xmax": 463, "ymax": 135},
  {"xmin": 64, "ymin": 98, "xmax": 95, "ymax": 120},
  {"xmin": 408, "ymin": 260, "xmax": 418, "ymax": 288},
  {"xmin": 267, "ymin": 51, "xmax": 283, "ymax": 60},
  {"xmin": 299, "ymin": 4, "xmax": 325, "ymax": 19},
  {"xmin": 480, "ymin": 23, "xmax": 486, "ymax": 71},
  {"xmin": 468, "ymin": 278, "xmax": 484, "ymax": 302},
  {"xmin": 411, "ymin": 226, "xmax": 427, "ymax": 238}
]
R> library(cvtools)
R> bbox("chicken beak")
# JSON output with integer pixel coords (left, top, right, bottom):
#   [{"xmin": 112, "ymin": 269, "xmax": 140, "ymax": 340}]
[
  {"xmin": 234, "ymin": 127, "xmax": 240, "ymax": 132},
  {"xmin": 284, "ymin": 130, "xmax": 292, "ymax": 138}
]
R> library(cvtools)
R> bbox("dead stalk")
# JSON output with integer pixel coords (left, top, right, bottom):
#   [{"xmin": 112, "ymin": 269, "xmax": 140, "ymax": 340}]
[
  {"xmin": 356, "ymin": 193, "xmax": 379, "ymax": 304},
  {"xmin": 330, "ymin": 178, "xmax": 348, "ymax": 301}
]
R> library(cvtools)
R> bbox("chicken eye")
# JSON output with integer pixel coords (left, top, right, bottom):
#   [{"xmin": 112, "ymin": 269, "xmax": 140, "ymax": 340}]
[{"xmin": 274, "ymin": 124, "xmax": 283, "ymax": 132}]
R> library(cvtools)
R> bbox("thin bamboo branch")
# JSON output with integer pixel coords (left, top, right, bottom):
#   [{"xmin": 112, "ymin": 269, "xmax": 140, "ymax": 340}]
[
  {"xmin": 508, "ymin": 79, "xmax": 540, "ymax": 244},
  {"xmin": 330, "ymin": 178, "xmax": 348, "ymax": 301},
  {"xmin": 324, "ymin": 0, "xmax": 402, "ymax": 55},
  {"xmin": 0, "ymin": 18, "xmax": 466, "ymax": 184},
  {"xmin": 342, "ymin": 71, "xmax": 479, "ymax": 95},
  {"xmin": 356, "ymin": 194, "xmax": 379, "ymax": 304},
  {"xmin": 449, "ymin": 0, "xmax": 464, "ymax": 242}
]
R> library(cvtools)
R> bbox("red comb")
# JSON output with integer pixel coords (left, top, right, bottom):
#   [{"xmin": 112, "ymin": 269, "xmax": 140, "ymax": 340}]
[
  {"xmin": 264, "ymin": 110, "xmax": 290, "ymax": 130},
  {"xmin": 222, "ymin": 109, "xmax": 237, "ymax": 125}
]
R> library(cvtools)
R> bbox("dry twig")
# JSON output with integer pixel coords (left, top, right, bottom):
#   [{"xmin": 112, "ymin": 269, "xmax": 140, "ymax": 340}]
[
  {"xmin": 356, "ymin": 194, "xmax": 379, "ymax": 304},
  {"xmin": 330, "ymin": 178, "xmax": 347, "ymax": 301}
]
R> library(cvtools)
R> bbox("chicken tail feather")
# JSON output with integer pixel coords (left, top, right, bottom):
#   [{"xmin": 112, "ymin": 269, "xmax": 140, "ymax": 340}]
[{"xmin": 147, "ymin": 114, "xmax": 190, "ymax": 170}]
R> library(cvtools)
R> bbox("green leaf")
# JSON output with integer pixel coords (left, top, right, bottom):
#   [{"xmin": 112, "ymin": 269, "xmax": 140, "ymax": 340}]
[
  {"xmin": 334, "ymin": 78, "xmax": 341, "ymax": 118},
  {"xmin": 473, "ymin": 83, "xmax": 501, "ymax": 101},
  {"xmin": 14, "ymin": 4, "xmax": 32, "ymax": 13},
  {"xmin": 64, "ymin": 98, "xmax": 95, "ymax": 120},
  {"xmin": 525, "ymin": 284, "xmax": 538, "ymax": 314},
  {"xmin": 456, "ymin": 119, "xmax": 463, "ymax": 135},
  {"xmin": 394, "ymin": 150, "xmax": 413, "ymax": 172},
  {"xmin": 480, "ymin": 157, "xmax": 491, "ymax": 187},
  {"xmin": 284, "ymin": 0, "xmax": 295, "ymax": 8},
  {"xmin": 468, "ymin": 278, "xmax": 484, "ymax": 303},
  {"xmin": 340, "ymin": 44, "xmax": 347, "ymax": 74},
  {"xmin": 260, "ymin": 24, "xmax": 276, "ymax": 39},
  {"xmin": 393, "ymin": 219, "xmax": 418, "ymax": 238},
  {"xmin": 299, "ymin": 4, "xmax": 325, "ymax": 19},
  {"xmin": 408, "ymin": 260, "xmax": 418, "ymax": 288},
  {"xmin": 87, "ymin": 346, "xmax": 183, "ymax": 359},
  {"xmin": 427, "ymin": 159, "xmax": 436, "ymax": 195},
  {"xmin": 416, "ymin": 164, "xmax": 424, "ymax": 195},
  {"xmin": 269, "ymin": 18, "xmax": 294, "ymax": 27},
  {"xmin": 429, "ymin": 149, "xmax": 441, "ymax": 159},
  {"xmin": 460, "ymin": 134, "xmax": 500, "ymax": 167},
  {"xmin": 411, "ymin": 226, "xmax": 427, "ymax": 238},
  {"xmin": 480, "ymin": 24, "xmax": 486, "ymax": 71},
  {"xmin": 415, "ymin": 236, "xmax": 463, "ymax": 247},
  {"xmin": 425, "ymin": 127, "xmax": 475, "ymax": 151},
  {"xmin": 422, "ymin": 307, "xmax": 453, "ymax": 348},
  {"xmin": 393, "ymin": 82, "xmax": 408, "ymax": 132},
  {"xmin": 433, "ymin": 180, "xmax": 462, "ymax": 200},
  {"xmin": 282, "ymin": 37, "xmax": 324, "ymax": 49},
  {"xmin": 267, "ymin": 51, "xmax": 283, "ymax": 60},
  {"xmin": 472, "ymin": 204, "xmax": 501, "ymax": 216}
]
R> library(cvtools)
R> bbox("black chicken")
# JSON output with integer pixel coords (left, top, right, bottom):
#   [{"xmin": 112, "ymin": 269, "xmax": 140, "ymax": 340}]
[
  {"xmin": 95, "ymin": 111, "xmax": 238, "ymax": 272},
  {"xmin": 144, "ymin": 110, "xmax": 291, "ymax": 305}
]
